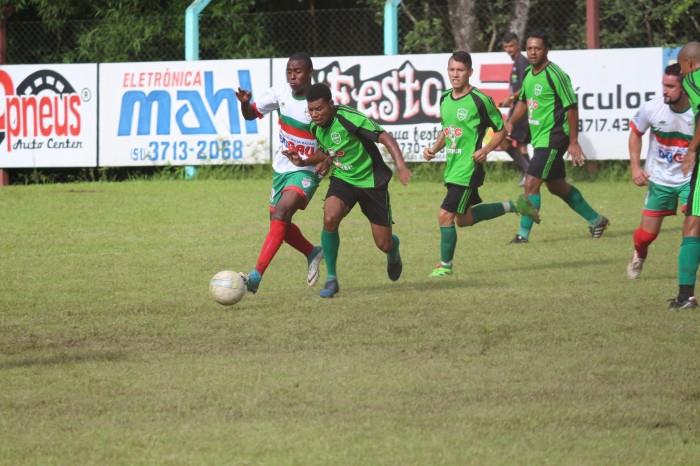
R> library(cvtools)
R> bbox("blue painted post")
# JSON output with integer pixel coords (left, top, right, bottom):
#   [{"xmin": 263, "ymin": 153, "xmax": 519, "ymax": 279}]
[
  {"xmin": 384, "ymin": 0, "xmax": 401, "ymax": 55},
  {"xmin": 184, "ymin": 0, "xmax": 212, "ymax": 179}
]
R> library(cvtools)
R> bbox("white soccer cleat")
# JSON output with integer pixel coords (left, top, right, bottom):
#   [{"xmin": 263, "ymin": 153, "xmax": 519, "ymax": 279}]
[
  {"xmin": 307, "ymin": 246, "xmax": 324, "ymax": 286},
  {"xmin": 627, "ymin": 251, "xmax": 645, "ymax": 279}
]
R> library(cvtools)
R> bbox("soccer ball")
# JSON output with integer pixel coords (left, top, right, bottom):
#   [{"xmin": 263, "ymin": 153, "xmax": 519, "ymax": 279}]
[{"xmin": 209, "ymin": 270, "xmax": 246, "ymax": 306}]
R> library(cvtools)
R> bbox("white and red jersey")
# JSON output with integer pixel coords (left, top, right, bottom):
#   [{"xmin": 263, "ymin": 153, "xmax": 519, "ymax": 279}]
[
  {"xmin": 631, "ymin": 96, "xmax": 693, "ymax": 187},
  {"xmin": 252, "ymin": 83, "xmax": 317, "ymax": 174}
]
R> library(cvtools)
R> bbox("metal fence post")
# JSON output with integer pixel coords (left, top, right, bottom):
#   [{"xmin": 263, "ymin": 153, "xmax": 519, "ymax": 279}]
[
  {"xmin": 184, "ymin": 0, "xmax": 212, "ymax": 179},
  {"xmin": 383, "ymin": 0, "xmax": 401, "ymax": 56}
]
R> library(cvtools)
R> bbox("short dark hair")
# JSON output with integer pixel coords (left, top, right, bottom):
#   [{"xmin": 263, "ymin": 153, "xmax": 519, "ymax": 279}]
[
  {"xmin": 665, "ymin": 62, "xmax": 682, "ymax": 77},
  {"xmin": 450, "ymin": 50, "xmax": 472, "ymax": 68},
  {"xmin": 526, "ymin": 32, "xmax": 551, "ymax": 49},
  {"xmin": 502, "ymin": 32, "xmax": 519, "ymax": 44},
  {"xmin": 306, "ymin": 82, "xmax": 332, "ymax": 102},
  {"xmin": 288, "ymin": 52, "xmax": 313, "ymax": 71}
]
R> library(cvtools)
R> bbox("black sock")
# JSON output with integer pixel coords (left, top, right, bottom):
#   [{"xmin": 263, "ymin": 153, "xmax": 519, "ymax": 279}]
[{"xmin": 678, "ymin": 285, "xmax": 695, "ymax": 301}]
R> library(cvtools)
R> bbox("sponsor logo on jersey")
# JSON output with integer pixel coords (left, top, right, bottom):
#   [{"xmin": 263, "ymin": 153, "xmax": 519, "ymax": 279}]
[{"xmin": 0, "ymin": 69, "xmax": 87, "ymax": 153}]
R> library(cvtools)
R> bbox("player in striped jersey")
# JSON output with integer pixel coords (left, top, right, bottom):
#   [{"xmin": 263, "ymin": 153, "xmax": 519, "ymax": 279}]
[
  {"xmin": 235, "ymin": 53, "xmax": 326, "ymax": 294},
  {"xmin": 423, "ymin": 51, "xmax": 540, "ymax": 277},
  {"xmin": 627, "ymin": 64, "xmax": 693, "ymax": 279},
  {"xmin": 669, "ymin": 42, "xmax": 700, "ymax": 309},
  {"xmin": 505, "ymin": 33, "xmax": 608, "ymax": 244}
]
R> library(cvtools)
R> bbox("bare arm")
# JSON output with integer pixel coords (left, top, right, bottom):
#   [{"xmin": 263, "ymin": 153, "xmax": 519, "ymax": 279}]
[
  {"xmin": 473, "ymin": 127, "xmax": 507, "ymax": 163},
  {"xmin": 683, "ymin": 115, "xmax": 700, "ymax": 176},
  {"xmin": 423, "ymin": 130, "xmax": 446, "ymax": 161},
  {"xmin": 378, "ymin": 131, "xmax": 411, "ymax": 185},
  {"xmin": 566, "ymin": 106, "xmax": 585, "ymax": 167},
  {"xmin": 628, "ymin": 130, "xmax": 648, "ymax": 186},
  {"xmin": 505, "ymin": 100, "xmax": 528, "ymax": 135},
  {"xmin": 235, "ymin": 88, "xmax": 258, "ymax": 121}
]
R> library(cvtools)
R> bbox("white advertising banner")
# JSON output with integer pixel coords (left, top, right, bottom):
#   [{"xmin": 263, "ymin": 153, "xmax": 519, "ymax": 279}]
[
  {"xmin": 99, "ymin": 59, "xmax": 270, "ymax": 166},
  {"xmin": 277, "ymin": 48, "xmax": 662, "ymax": 162},
  {"xmin": 0, "ymin": 64, "xmax": 97, "ymax": 168}
]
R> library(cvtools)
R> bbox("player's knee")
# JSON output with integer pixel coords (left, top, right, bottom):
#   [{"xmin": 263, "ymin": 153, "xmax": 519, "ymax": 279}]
[
  {"xmin": 376, "ymin": 238, "xmax": 392, "ymax": 253},
  {"xmin": 323, "ymin": 211, "xmax": 342, "ymax": 230}
]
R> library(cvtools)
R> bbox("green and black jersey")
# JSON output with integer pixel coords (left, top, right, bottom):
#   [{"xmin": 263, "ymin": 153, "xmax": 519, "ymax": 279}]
[
  {"xmin": 310, "ymin": 105, "xmax": 392, "ymax": 188},
  {"xmin": 439, "ymin": 87, "xmax": 504, "ymax": 187},
  {"xmin": 683, "ymin": 68, "xmax": 700, "ymax": 120},
  {"xmin": 518, "ymin": 62, "xmax": 577, "ymax": 149}
]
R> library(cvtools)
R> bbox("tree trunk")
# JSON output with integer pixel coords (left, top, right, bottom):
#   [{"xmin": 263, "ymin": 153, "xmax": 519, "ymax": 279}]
[
  {"xmin": 509, "ymin": 0, "xmax": 530, "ymax": 46},
  {"xmin": 447, "ymin": 0, "xmax": 477, "ymax": 52}
]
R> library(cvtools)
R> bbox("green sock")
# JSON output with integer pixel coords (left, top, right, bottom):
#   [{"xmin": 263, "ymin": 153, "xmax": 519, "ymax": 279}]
[
  {"xmin": 517, "ymin": 193, "xmax": 540, "ymax": 239},
  {"xmin": 470, "ymin": 202, "xmax": 507, "ymax": 225},
  {"xmin": 321, "ymin": 229, "xmax": 339, "ymax": 279},
  {"xmin": 563, "ymin": 185, "xmax": 600, "ymax": 225},
  {"xmin": 440, "ymin": 225, "xmax": 457, "ymax": 265},
  {"xmin": 388, "ymin": 234, "xmax": 400, "ymax": 263},
  {"xmin": 678, "ymin": 236, "xmax": 700, "ymax": 286}
]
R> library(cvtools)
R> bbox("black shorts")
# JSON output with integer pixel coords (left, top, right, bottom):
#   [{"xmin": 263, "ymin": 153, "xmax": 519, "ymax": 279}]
[
  {"xmin": 326, "ymin": 177, "xmax": 393, "ymax": 226},
  {"xmin": 441, "ymin": 183, "xmax": 483, "ymax": 215},
  {"xmin": 527, "ymin": 146, "xmax": 567, "ymax": 181},
  {"xmin": 687, "ymin": 158, "xmax": 700, "ymax": 217}
]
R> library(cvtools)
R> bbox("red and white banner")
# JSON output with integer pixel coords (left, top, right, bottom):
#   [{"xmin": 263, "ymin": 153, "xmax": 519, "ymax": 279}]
[{"xmin": 0, "ymin": 64, "xmax": 97, "ymax": 168}]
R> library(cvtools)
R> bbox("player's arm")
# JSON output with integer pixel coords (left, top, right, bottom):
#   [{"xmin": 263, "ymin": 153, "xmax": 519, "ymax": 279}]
[
  {"xmin": 378, "ymin": 131, "xmax": 411, "ymax": 186},
  {"xmin": 235, "ymin": 88, "xmax": 259, "ymax": 120},
  {"xmin": 505, "ymin": 100, "xmax": 527, "ymax": 134},
  {"xmin": 628, "ymin": 125, "xmax": 648, "ymax": 186},
  {"xmin": 474, "ymin": 127, "xmax": 507, "ymax": 163},
  {"xmin": 423, "ymin": 131, "xmax": 446, "ymax": 160},
  {"xmin": 683, "ymin": 113, "xmax": 700, "ymax": 176},
  {"xmin": 474, "ymin": 96, "xmax": 507, "ymax": 162},
  {"xmin": 283, "ymin": 148, "xmax": 328, "ymax": 168},
  {"xmin": 566, "ymin": 105, "xmax": 585, "ymax": 167}
]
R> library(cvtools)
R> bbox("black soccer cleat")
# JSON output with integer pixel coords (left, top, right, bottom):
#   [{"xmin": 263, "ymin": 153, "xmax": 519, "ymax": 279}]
[
  {"xmin": 589, "ymin": 216, "xmax": 610, "ymax": 238},
  {"xmin": 668, "ymin": 296, "xmax": 698, "ymax": 311},
  {"xmin": 509, "ymin": 234, "xmax": 529, "ymax": 244},
  {"xmin": 387, "ymin": 255, "xmax": 403, "ymax": 281}
]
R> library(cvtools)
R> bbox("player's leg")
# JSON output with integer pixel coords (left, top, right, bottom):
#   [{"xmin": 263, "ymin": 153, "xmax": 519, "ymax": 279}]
[
  {"xmin": 430, "ymin": 184, "xmax": 469, "ymax": 275},
  {"xmin": 319, "ymin": 178, "xmax": 354, "ymax": 298},
  {"xmin": 358, "ymin": 186, "xmax": 402, "ymax": 281},
  {"xmin": 628, "ymin": 181, "xmax": 681, "ymax": 279},
  {"xmin": 670, "ymin": 173, "xmax": 700, "ymax": 309},
  {"xmin": 543, "ymin": 149, "xmax": 608, "ymax": 237},
  {"xmin": 276, "ymin": 172, "xmax": 324, "ymax": 286},
  {"xmin": 510, "ymin": 149, "xmax": 549, "ymax": 243}
]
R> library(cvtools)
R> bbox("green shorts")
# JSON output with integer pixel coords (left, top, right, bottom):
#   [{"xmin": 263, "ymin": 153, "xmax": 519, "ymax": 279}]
[
  {"xmin": 270, "ymin": 170, "xmax": 320, "ymax": 209},
  {"xmin": 643, "ymin": 180, "xmax": 689, "ymax": 217}
]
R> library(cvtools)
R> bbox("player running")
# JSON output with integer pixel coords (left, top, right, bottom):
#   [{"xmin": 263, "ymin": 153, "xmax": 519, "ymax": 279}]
[
  {"xmin": 423, "ymin": 51, "xmax": 540, "ymax": 277},
  {"xmin": 506, "ymin": 32, "xmax": 609, "ymax": 243},
  {"xmin": 306, "ymin": 83, "xmax": 411, "ymax": 298},
  {"xmin": 235, "ymin": 52, "xmax": 325, "ymax": 294},
  {"xmin": 627, "ymin": 63, "xmax": 693, "ymax": 279},
  {"xmin": 668, "ymin": 41, "xmax": 700, "ymax": 309}
]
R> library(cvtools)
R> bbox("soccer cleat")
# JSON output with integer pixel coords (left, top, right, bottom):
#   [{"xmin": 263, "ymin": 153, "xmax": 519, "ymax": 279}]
[
  {"xmin": 668, "ymin": 296, "xmax": 698, "ymax": 311},
  {"xmin": 387, "ymin": 237, "xmax": 402, "ymax": 281},
  {"xmin": 515, "ymin": 194, "xmax": 541, "ymax": 224},
  {"xmin": 319, "ymin": 278, "xmax": 339, "ymax": 298},
  {"xmin": 430, "ymin": 265, "xmax": 453, "ymax": 277},
  {"xmin": 589, "ymin": 216, "xmax": 610, "ymax": 238},
  {"xmin": 307, "ymin": 246, "xmax": 324, "ymax": 286},
  {"xmin": 242, "ymin": 269, "xmax": 262, "ymax": 294},
  {"xmin": 509, "ymin": 234, "xmax": 529, "ymax": 244},
  {"xmin": 626, "ymin": 251, "xmax": 645, "ymax": 279}
]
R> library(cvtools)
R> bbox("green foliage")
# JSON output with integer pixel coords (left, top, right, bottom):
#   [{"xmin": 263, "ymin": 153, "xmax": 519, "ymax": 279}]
[{"xmin": 402, "ymin": 17, "xmax": 452, "ymax": 54}]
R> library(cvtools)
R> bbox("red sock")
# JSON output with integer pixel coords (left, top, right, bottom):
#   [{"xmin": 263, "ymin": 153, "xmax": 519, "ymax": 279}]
[
  {"xmin": 285, "ymin": 222, "xmax": 314, "ymax": 257},
  {"xmin": 255, "ymin": 220, "xmax": 288, "ymax": 274},
  {"xmin": 633, "ymin": 228, "xmax": 658, "ymax": 259}
]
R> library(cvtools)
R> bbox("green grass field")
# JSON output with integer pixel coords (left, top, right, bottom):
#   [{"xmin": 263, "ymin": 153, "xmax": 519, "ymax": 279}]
[{"xmin": 1, "ymin": 176, "xmax": 699, "ymax": 465}]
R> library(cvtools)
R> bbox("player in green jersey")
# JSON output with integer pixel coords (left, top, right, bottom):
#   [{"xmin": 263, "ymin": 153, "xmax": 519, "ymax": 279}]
[
  {"xmin": 423, "ymin": 51, "xmax": 541, "ymax": 277},
  {"xmin": 306, "ymin": 83, "xmax": 412, "ymax": 298},
  {"xmin": 506, "ymin": 32, "xmax": 609, "ymax": 244},
  {"xmin": 669, "ymin": 41, "xmax": 700, "ymax": 309}
]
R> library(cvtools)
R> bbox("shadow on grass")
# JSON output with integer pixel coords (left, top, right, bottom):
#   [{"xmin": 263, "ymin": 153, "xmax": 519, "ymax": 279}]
[
  {"xmin": 480, "ymin": 257, "xmax": 620, "ymax": 274},
  {"xmin": 351, "ymin": 277, "xmax": 491, "ymax": 294},
  {"xmin": 0, "ymin": 351, "xmax": 126, "ymax": 370},
  {"xmin": 537, "ymin": 226, "xmax": 682, "ymax": 244}
]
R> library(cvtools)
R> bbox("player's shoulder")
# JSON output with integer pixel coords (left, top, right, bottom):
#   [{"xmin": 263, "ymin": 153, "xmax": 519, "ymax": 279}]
[
  {"xmin": 546, "ymin": 61, "xmax": 571, "ymax": 79},
  {"xmin": 470, "ymin": 87, "xmax": 495, "ymax": 105}
]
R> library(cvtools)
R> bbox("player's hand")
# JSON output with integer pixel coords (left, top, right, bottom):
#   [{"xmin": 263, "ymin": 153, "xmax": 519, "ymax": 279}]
[
  {"xmin": 683, "ymin": 149, "xmax": 696, "ymax": 177},
  {"xmin": 282, "ymin": 149, "xmax": 305, "ymax": 167},
  {"xmin": 504, "ymin": 120, "xmax": 513, "ymax": 136},
  {"xmin": 423, "ymin": 147, "xmax": 436, "ymax": 161},
  {"xmin": 567, "ymin": 142, "xmax": 586, "ymax": 167},
  {"xmin": 315, "ymin": 155, "xmax": 332, "ymax": 176},
  {"xmin": 396, "ymin": 164, "xmax": 412, "ymax": 186},
  {"xmin": 472, "ymin": 148, "xmax": 488, "ymax": 163},
  {"xmin": 235, "ymin": 88, "xmax": 252, "ymax": 104},
  {"xmin": 630, "ymin": 165, "xmax": 649, "ymax": 186}
]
